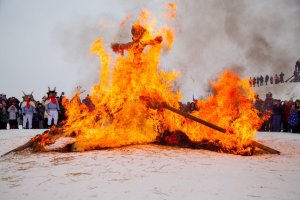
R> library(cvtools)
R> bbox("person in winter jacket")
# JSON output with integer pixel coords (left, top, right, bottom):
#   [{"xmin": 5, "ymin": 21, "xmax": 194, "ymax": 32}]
[
  {"xmin": 7, "ymin": 100, "xmax": 18, "ymax": 129},
  {"xmin": 288, "ymin": 105, "xmax": 299, "ymax": 133},
  {"xmin": 0, "ymin": 100, "xmax": 9, "ymax": 129},
  {"xmin": 272, "ymin": 99, "xmax": 283, "ymax": 132}
]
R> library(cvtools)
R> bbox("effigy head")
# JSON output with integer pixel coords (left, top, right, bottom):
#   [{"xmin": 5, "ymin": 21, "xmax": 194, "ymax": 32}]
[{"xmin": 131, "ymin": 24, "xmax": 146, "ymax": 41}]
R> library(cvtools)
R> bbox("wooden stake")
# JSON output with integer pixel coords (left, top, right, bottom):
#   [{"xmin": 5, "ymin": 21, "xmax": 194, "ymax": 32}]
[{"xmin": 161, "ymin": 103, "xmax": 280, "ymax": 155}]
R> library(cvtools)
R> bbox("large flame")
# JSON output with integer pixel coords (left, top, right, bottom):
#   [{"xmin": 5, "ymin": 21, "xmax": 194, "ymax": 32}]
[{"xmin": 60, "ymin": 7, "xmax": 263, "ymax": 154}]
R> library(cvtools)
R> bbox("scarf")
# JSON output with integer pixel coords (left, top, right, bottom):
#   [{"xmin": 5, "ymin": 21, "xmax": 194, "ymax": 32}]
[
  {"xmin": 26, "ymin": 100, "xmax": 30, "ymax": 108},
  {"xmin": 50, "ymin": 97, "xmax": 57, "ymax": 104}
]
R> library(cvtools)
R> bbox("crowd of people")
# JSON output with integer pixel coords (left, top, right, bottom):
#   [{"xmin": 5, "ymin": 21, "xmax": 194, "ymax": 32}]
[
  {"xmin": 250, "ymin": 59, "xmax": 300, "ymax": 87},
  {"xmin": 0, "ymin": 88, "xmax": 66, "ymax": 130},
  {"xmin": 1, "ymin": 88, "xmax": 300, "ymax": 133},
  {"xmin": 254, "ymin": 92, "xmax": 300, "ymax": 133},
  {"xmin": 249, "ymin": 72, "xmax": 285, "ymax": 87},
  {"xmin": 180, "ymin": 92, "xmax": 300, "ymax": 133}
]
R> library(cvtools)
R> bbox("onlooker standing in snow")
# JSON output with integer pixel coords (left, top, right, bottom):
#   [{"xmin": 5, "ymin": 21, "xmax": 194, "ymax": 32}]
[
  {"xmin": 272, "ymin": 100, "xmax": 283, "ymax": 132},
  {"xmin": 36, "ymin": 103, "xmax": 45, "ymax": 129},
  {"xmin": 256, "ymin": 77, "xmax": 260, "ymax": 87},
  {"xmin": 279, "ymin": 72, "xmax": 284, "ymax": 83},
  {"xmin": 283, "ymin": 100, "xmax": 293, "ymax": 132},
  {"xmin": 270, "ymin": 76, "xmax": 273, "ymax": 84},
  {"xmin": 288, "ymin": 105, "xmax": 299, "ymax": 133},
  {"xmin": 260, "ymin": 75, "xmax": 264, "ymax": 86},
  {"xmin": 264, "ymin": 92, "xmax": 274, "ymax": 132},
  {"xmin": 295, "ymin": 58, "xmax": 300, "ymax": 72},
  {"xmin": 253, "ymin": 77, "xmax": 256, "ymax": 87},
  {"xmin": 7, "ymin": 101, "xmax": 19, "ymax": 129},
  {"xmin": 0, "ymin": 100, "xmax": 9, "ymax": 129},
  {"xmin": 265, "ymin": 74, "xmax": 269, "ymax": 85},
  {"xmin": 274, "ymin": 74, "xmax": 280, "ymax": 84}
]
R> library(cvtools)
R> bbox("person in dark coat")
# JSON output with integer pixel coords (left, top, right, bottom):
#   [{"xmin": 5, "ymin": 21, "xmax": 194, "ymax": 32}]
[
  {"xmin": 0, "ymin": 100, "xmax": 9, "ymax": 129},
  {"xmin": 256, "ymin": 77, "xmax": 260, "ymax": 87},
  {"xmin": 264, "ymin": 92, "xmax": 274, "ymax": 131},
  {"xmin": 253, "ymin": 77, "xmax": 256, "ymax": 87},
  {"xmin": 279, "ymin": 72, "xmax": 284, "ymax": 83},
  {"xmin": 283, "ymin": 100, "xmax": 293, "ymax": 132},
  {"xmin": 260, "ymin": 75, "xmax": 264, "ymax": 86},
  {"xmin": 265, "ymin": 74, "xmax": 269, "ymax": 85},
  {"xmin": 288, "ymin": 105, "xmax": 299, "ymax": 133},
  {"xmin": 295, "ymin": 58, "xmax": 300, "ymax": 72},
  {"xmin": 270, "ymin": 76, "xmax": 273, "ymax": 84},
  {"xmin": 272, "ymin": 100, "xmax": 283, "ymax": 132},
  {"xmin": 274, "ymin": 74, "xmax": 280, "ymax": 84}
]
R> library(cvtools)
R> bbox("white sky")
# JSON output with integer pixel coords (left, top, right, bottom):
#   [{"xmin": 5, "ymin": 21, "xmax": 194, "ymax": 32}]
[{"xmin": 1, "ymin": 0, "xmax": 299, "ymax": 102}]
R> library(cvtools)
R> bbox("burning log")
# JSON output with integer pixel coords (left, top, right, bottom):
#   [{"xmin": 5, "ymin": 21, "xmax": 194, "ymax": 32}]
[
  {"xmin": 1, "ymin": 127, "xmax": 69, "ymax": 157},
  {"xmin": 163, "ymin": 103, "xmax": 280, "ymax": 154},
  {"xmin": 1, "ymin": 138, "xmax": 34, "ymax": 157},
  {"xmin": 140, "ymin": 96, "xmax": 280, "ymax": 155}
]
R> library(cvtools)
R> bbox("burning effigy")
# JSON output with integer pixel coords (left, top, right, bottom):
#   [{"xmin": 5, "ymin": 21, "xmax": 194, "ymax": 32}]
[{"xmin": 3, "ymin": 5, "xmax": 280, "ymax": 156}]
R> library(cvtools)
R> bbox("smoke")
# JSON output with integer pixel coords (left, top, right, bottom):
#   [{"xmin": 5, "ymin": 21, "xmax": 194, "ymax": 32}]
[
  {"xmin": 54, "ymin": 0, "xmax": 300, "ymax": 101},
  {"xmin": 165, "ymin": 0, "xmax": 300, "ymax": 101}
]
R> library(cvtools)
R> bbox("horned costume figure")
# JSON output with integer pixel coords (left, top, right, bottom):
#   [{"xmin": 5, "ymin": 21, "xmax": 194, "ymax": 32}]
[
  {"xmin": 21, "ymin": 92, "xmax": 36, "ymax": 129},
  {"xmin": 45, "ymin": 87, "xmax": 60, "ymax": 128},
  {"xmin": 111, "ymin": 24, "xmax": 163, "ymax": 62}
]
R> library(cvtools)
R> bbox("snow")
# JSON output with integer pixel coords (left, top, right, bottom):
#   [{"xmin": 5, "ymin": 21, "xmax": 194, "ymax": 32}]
[
  {"xmin": 1, "ymin": 129, "xmax": 300, "ymax": 200},
  {"xmin": 254, "ymin": 82, "xmax": 300, "ymax": 101}
]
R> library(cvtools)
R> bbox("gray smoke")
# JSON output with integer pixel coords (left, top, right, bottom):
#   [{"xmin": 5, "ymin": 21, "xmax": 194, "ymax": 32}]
[
  {"xmin": 54, "ymin": 0, "xmax": 300, "ymax": 101},
  {"xmin": 164, "ymin": 0, "xmax": 300, "ymax": 101}
]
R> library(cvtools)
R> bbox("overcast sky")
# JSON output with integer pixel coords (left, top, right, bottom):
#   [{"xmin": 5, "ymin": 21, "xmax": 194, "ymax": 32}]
[{"xmin": 1, "ymin": 0, "xmax": 299, "ymax": 102}]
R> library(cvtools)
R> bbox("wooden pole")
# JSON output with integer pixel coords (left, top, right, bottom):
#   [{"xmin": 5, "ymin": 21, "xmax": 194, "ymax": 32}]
[
  {"xmin": 1, "ymin": 139, "xmax": 34, "ymax": 157},
  {"xmin": 161, "ymin": 103, "xmax": 280, "ymax": 155}
]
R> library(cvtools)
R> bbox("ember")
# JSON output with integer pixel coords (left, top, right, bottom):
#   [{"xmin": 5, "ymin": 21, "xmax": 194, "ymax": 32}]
[{"xmin": 2, "ymin": 5, "xmax": 280, "ymax": 156}]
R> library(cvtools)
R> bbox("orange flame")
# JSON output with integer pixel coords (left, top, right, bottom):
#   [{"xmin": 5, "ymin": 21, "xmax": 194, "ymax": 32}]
[{"xmin": 60, "ymin": 7, "xmax": 263, "ymax": 154}]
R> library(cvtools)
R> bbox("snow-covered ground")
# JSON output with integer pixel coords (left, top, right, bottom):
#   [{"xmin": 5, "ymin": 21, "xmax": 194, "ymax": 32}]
[
  {"xmin": 0, "ymin": 129, "xmax": 300, "ymax": 200},
  {"xmin": 254, "ymin": 82, "xmax": 300, "ymax": 100}
]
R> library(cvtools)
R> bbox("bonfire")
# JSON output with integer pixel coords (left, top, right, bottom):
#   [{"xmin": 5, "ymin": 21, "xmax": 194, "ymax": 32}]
[{"xmin": 3, "ymin": 5, "xmax": 280, "ymax": 156}]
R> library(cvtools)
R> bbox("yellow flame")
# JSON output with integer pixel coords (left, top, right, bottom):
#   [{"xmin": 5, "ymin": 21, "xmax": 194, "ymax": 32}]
[{"xmin": 61, "ymin": 7, "xmax": 263, "ymax": 154}]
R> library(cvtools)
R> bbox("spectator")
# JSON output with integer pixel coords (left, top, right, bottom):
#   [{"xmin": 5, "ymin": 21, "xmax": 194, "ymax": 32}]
[
  {"xmin": 1, "ymin": 93, "xmax": 7, "ymax": 103},
  {"xmin": 32, "ymin": 105, "xmax": 40, "ymax": 129},
  {"xmin": 272, "ymin": 99, "xmax": 283, "ymax": 132},
  {"xmin": 260, "ymin": 75, "xmax": 264, "ymax": 86},
  {"xmin": 249, "ymin": 77, "xmax": 253, "ymax": 87},
  {"xmin": 295, "ymin": 58, "xmax": 300, "ymax": 72},
  {"xmin": 265, "ymin": 74, "xmax": 269, "ymax": 85},
  {"xmin": 274, "ymin": 74, "xmax": 280, "ymax": 84},
  {"xmin": 36, "ymin": 103, "xmax": 45, "ymax": 129},
  {"xmin": 270, "ymin": 76, "xmax": 273, "ymax": 84},
  {"xmin": 253, "ymin": 77, "xmax": 256, "ymax": 87},
  {"xmin": 279, "ymin": 72, "xmax": 284, "ymax": 83},
  {"xmin": 7, "ymin": 100, "xmax": 19, "ymax": 129},
  {"xmin": 264, "ymin": 92, "xmax": 273, "ymax": 131},
  {"xmin": 256, "ymin": 77, "xmax": 260, "ymax": 87},
  {"xmin": 283, "ymin": 100, "xmax": 293, "ymax": 132},
  {"xmin": 294, "ymin": 70, "xmax": 299, "ymax": 81},
  {"xmin": 288, "ymin": 104, "xmax": 299, "ymax": 133},
  {"xmin": 0, "ymin": 100, "xmax": 9, "ymax": 129},
  {"xmin": 58, "ymin": 92, "xmax": 67, "ymax": 123}
]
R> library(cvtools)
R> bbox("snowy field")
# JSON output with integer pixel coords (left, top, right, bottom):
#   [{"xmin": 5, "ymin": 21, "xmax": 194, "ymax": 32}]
[
  {"xmin": 254, "ymin": 82, "xmax": 300, "ymax": 100},
  {"xmin": 0, "ymin": 129, "xmax": 300, "ymax": 200}
]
